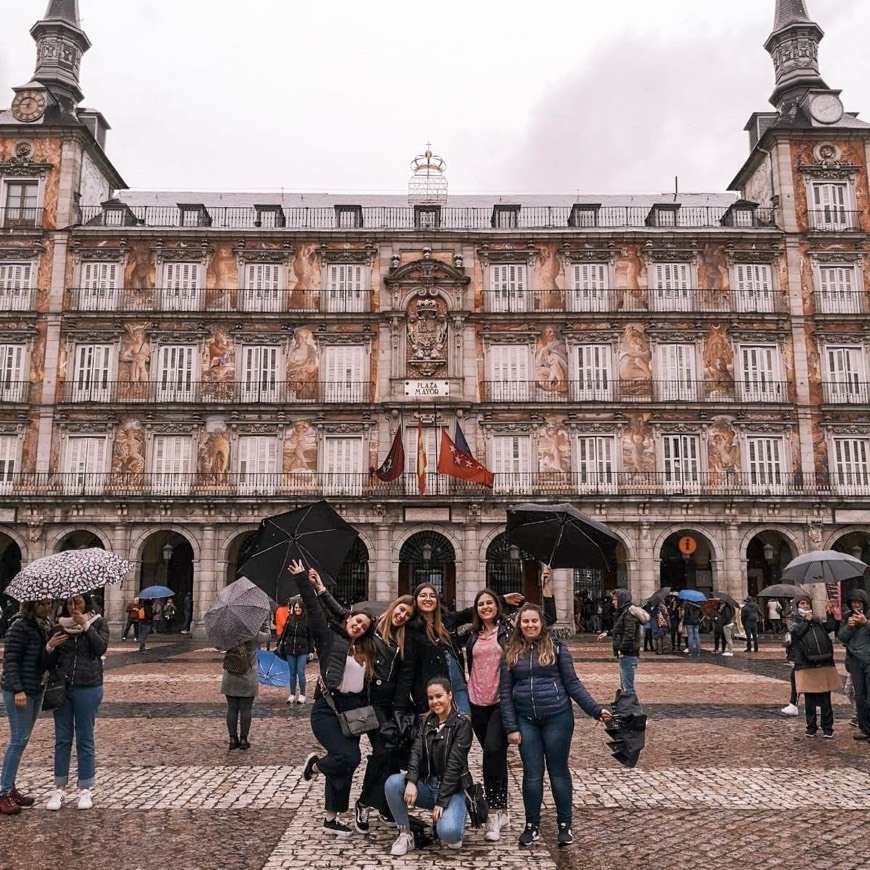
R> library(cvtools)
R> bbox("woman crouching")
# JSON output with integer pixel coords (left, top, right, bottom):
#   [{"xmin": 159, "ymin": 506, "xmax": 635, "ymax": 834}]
[{"xmin": 384, "ymin": 676, "xmax": 472, "ymax": 856}]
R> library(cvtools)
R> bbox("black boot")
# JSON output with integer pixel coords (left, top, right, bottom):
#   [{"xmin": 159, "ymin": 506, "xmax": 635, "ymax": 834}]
[
  {"xmin": 239, "ymin": 736, "xmax": 250, "ymax": 750},
  {"xmin": 228, "ymin": 735, "xmax": 240, "ymax": 750}
]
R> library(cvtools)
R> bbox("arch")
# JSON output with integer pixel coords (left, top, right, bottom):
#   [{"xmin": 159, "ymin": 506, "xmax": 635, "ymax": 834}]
[
  {"xmin": 394, "ymin": 525, "xmax": 463, "ymax": 564},
  {"xmin": 129, "ymin": 525, "xmax": 201, "ymax": 564},
  {"xmin": 45, "ymin": 526, "xmax": 108, "ymax": 554},
  {"xmin": 827, "ymin": 528, "xmax": 870, "ymax": 600},
  {"xmin": 0, "ymin": 527, "xmax": 28, "ymax": 562},
  {"xmin": 484, "ymin": 530, "xmax": 540, "ymax": 601},
  {"xmin": 224, "ymin": 527, "xmax": 260, "ymax": 585},
  {"xmin": 0, "ymin": 532, "xmax": 24, "ymax": 603},
  {"xmin": 398, "ymin": 529, "xmax": 457, "ymax": 608},
  {"xmin": 55, "ymin": 529, "xmax": 108, "ymax": 553},
  {"xmin": 742, "ymin": 527, "xmax": 799, "ymax": 598},
  {"xmin": 133, "ymin": 529, "xmax": 197, "ymax": 632},
  {"xmin": 655, "ymin": 528, "xmax": 722, "ymax": 592},
  {"xmin": 334, "ymin": 537, "xmax": 369, "ymax": 606}
]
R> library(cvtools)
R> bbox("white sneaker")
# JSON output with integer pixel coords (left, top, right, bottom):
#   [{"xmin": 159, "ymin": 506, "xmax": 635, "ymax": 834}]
[
  {"xmin": 46, "ymin": 789, "xmax": 66, "ymax": 811},
  {"xmin": 296, "ymin": 696, "xmax": 306, "ymax": 705},
  {"xmin": 780, "ymin": 703, "xmax": 800, "ymax": 716},
  {"xmin": 683, "ymin": 648, "xmax": 690, "ymax": 654},
  {"xmin": 390, "ymin": 832, "xmax": 416, "ymax": 856},
  {"xmin": 446, "ymin": 839, "xmax": 463, "ymax": 850},
  {"xmin": 286, "ymin": 694, "xmax": 296, "ymax": 704},
  {"xmin": 498, "ymin": 811, "xmax": 511, "ymax": 830},
  {"xmin": 77, "ymin": 789, "xmax": 93, "ymax": 810},
  {"xmin": 721, "ymin": 651, "xmax": 734, "ymax": 657},
  {"xmin": 484, "ymin": 814, "xmax": 501, "ymax": 842}
]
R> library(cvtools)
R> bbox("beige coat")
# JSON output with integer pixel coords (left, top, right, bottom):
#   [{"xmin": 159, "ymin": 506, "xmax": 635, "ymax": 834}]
[{"xmin": 794, "ymin": 665, "xmax": 841, "ymax": 694}]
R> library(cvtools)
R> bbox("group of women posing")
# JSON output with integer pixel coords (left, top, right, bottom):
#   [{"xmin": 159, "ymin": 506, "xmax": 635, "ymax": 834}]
[{"xmin": 288, "ymin": 560, "xmax": 613, "ymax": 854}]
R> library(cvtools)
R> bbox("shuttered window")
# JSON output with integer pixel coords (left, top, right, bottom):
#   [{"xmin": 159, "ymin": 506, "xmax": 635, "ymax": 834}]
[
  {"xmin": 746, "ymin": 436, "xmax": 784, "ymax": 490},
  {"xmin": 832, "ymin": 437, "xmax": 870, "ymax": 494},
  {"xmin": 161, "ymin": 262, "xmax": 202, "ymax": 311},
  {"xmin": 237, "ymin": 435, "xmax": 279, "ymax": 494},
  {"xmin": 323, "ymin": 436, "xmax": 364, "ymax": 495},
  {"xmin": 825, "ymin": 346, "xmax": 867, "ymax": 403},
  {"xmin": 241, "ymin": 345, "xmax": 280, "ymax": 402},
  {"xmin": 325, "ymin": 264, "xmax": 367, "ymax": 313},
  {"xmin": 488, "ymin": 345, "xmax": 530, "ymax": 401},
  {"xmin": 490, "ymin": 264, "xmax": 528, "ymax": 313},
  {"xmin": 651, "ymin": 262, "xmax": 692, "ymax": 311},
  {"xmin": 0, "ymin": 262, "xmax": 33, "ymax": 309},
  {"xmin": 739, "ymin": 345, "xmax": 782, "ymax": 402},
  {"xmin": 0, "ymin": 343, "xmax": 26, "ymax": 401},
  {"xmin": 734, "ymin": 264, "xmax": 774, "ymax": 313},
  {"xmin": 152, "ymin": 434, "xmax": 193, "ymax": 494},
  {"xmin": 662, "ymin": 434, "xmax": 700, "ymax": 490},
  {"xmin": 568, "ymin": 263, "xmax": 610, "ymax": 312},
  {"xmin": 575, "ymin": 345, "xmax": 612, "ymax": 400},
  {"xmin": 811, "ymin": 182, "xmax": 849, "ymax": 229},
  {"xmin": 73, "ymin": 344, "xmax": 113, "ymax": 402},
  {"xmin": 491, "ymin": 434, "xmax": 532, "ymax": 494},
  {"xmin": 817, "ymin": 265, "xmax": 861, "ymax": 314},
  {"xmin": 63, "ymin": 435, "xmax": 108, "ymax": 495},
  {"xmin": 657, "ymin": 344, "xmax": 697, "ymax": 401},
  {"xmin": 576, "ymin": 435, "xmax": 616, "ymax": 492},
  {"xmin": 156, "ymin": 345, "xmax": 196, "ymax": 401},
  {"xmin": 0, "ymin": 435, "xmax": 17, "ymax": 491},
  {"xmin": 404, "ymin": 427, "xmax": 447, "ymax": 496},
  {"xmin": 80, "ymin": 261, "xmax": 120, "ymax": 311},
  {"xmin": 242, "ymin": 263, "xmax": 283, "ymax": 312},
  {"xmin": 322, "ymin": 345, "xmax": 367, "ymax": 402}
]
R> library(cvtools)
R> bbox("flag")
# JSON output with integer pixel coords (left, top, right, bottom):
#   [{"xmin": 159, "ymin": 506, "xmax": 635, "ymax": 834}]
[
  {"xmin": 437, "ymin": 428, "xmax": 495, "ymax": 488},
  {"xmin": 371, "ymin": 426, "xmax": 404, "ymax": 482},
  {"xmin": 416, "ymin": 420, "xmax": 428, "ymax": 495},
  {"xmin": 454, "ymin": 421, "xmax": 472, "ymax": 455}
]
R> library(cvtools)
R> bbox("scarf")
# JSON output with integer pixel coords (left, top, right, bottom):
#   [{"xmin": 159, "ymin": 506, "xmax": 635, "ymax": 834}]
[{"xmin": 58, "ymin": 612, "xmax": 101, "ymax": 635}]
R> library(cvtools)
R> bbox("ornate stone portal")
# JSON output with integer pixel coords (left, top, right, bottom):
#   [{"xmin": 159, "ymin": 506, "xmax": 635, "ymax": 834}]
[{"xmin": 407, "ymin": 297, "xmax": 447, "ymax": 377}]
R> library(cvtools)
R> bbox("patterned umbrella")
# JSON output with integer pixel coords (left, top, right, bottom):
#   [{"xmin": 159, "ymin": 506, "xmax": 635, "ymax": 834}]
[
  {"xmin": 4, "ymin": 548, "xmax": 132, "ymax": 603},
  {"xmin": 204, "ymin": 576, "xmax": 271, "ymax": 650}
]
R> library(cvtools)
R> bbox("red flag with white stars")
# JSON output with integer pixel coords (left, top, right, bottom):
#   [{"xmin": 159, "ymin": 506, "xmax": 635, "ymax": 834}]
[{"xmin": 436, "ymin": 428, "xmax": 494, "ymax": 488}]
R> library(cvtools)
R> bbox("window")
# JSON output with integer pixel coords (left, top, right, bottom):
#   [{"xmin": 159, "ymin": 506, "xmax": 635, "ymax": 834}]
[
  {"xmin": 63, "ymin": 435, "xmax": 108, "ymax": 495},
  {"xmin": 160, "ymin": 262, "xmax": 203, "ymax": 311},
  {"xmin": 325, "ymin": 263, "xmax": 367, "ymax": 313},
  {"xmin": 491, "ymin": 434, "xmax": 532, "ymax": 494},
  {"xmin": 816, "ymin": 264, "xmax": 863, "ymax": 314},
  {"xmin": 568, "ymin": 263, "xmax": 610, "ymax": 312},
  {"xmin": 237, "ymin": 435, "xmax": 279, "ymax": 495},
  {"xmin": 79, "ymin": 261, "xmax": 120, "ymax": 311},
  {"xmin": 738, "ymin": 345, "xmax": 783, "ymax": 402},
  {"xmin": 488, "ymin": 344, "xmax": 530, "ymax": 401},
  {"xmin": 657, "ymin": 344, "xmax": 698, "ymax": 402},
  {"xmin": 322, "ymin": 345, "xmax": 366, "ymax": 403},
  {"xmin": 3, "ymin": 181, "xmax": 38, "ymax": 227},
  {"xmin": 832, "ymin": 437, "xmax": 870, "ymax": 494},
  {"xmin": 810, "ymin": 182, "xmax": 853, "ymax": 230},
  {"xmin": 574, "ymin": 345, "xmax": 612, "ymax": 401},
  {"xmin": 323, "ymin": 435, "xmax": 364, "ymax": 496},
  {"xmin": 405, "ymin": 427, "xmax": 449, "ymax": 495},
  {"xmin": 824, "ymin": 346, "xmax": 868, "ymax": 403},
  {"xmin": 489, "ymin": 264, "xmax": 528, "ymax": 312},
  {"xmin": 239, "ymin": 345, "xmax": 280, "ymax": 403},
  {"xmin": 568, "ymin": 204, "xmax": 600, "ymax": 228},
  {"xmin": 72, "ymin": 344, "xmax": 113, "ymax": 402},
  {"xmin": 576, "ymin": 435, "xmax": 616, "ymax": 493},
  {"xmin": 414, "ymin": 206, "xmax": 441, "ymax": 229},
  {"xmin": 334, "ymin": 205, "xmax": 363, "ymax": 229},
  {"xmin": 651, "ymin": 263, "xmax": 692, "ymax": 312},
  {"xmin": 662, "ymin": 433, "xmax": 700, "ymax": 490},
  {"xmin": 0, "ymin": 344, "xmax": 26, "ymax": 401},
  {"xmin": 254, "ymin": 204, "xmax": 285, "ymax": 228},
  {"xmin": 0, "ymin": 262, "xmax": 33, "ymax": 310},
  {"xmin": 156, "ymin": 345, "xmax": 196, "ymax": 402},
  {"xmin": 241, "ymin": 263, "xmax": 283, "ymax": 312},
  {"xmin": 492, "ymin": 205, "xmax": 520, "ymax": 228},
  {"xmin": 152, "ymin": 434, "xmax": 193, "ymax": 495},
  {"xmin": 178, "ymin": 204, "xmax": 211, "ymax": 227},
  {"xmin": 746, "ymin": 436, "xmax": 784, "ymax": 492},
  {"xmin": 0, "ymin": 435, "xmax": 18, "ymax": 493},
  {"xmin": 733, "ymin": 264, "xmax": 774, "ymax": 313}
]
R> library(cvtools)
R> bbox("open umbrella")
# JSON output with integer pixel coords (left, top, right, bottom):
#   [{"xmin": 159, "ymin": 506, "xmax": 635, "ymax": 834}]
[
  {"xmin": 352, "ymin": 600, "xmax": 389, "ymax": 619},
  {"xmin": 138, "ymin": 585, "xmax": 175, "ymax": 600},
  {"xmin": 757, "ymin": 583, "xmax": 809, "ymax": 598},
  {"xmin": 710, "ymin": 591, "xmax": 740, "ymax": 609},
  {"xmin": 205, "ymin": 576, "xmax": 271, "ymax": 650},
  {"xmin": 5, "ymin": 548, "xmax": 132, "ymax": 602},
  {"xmin": 506, "ymin": 502, "xmax": 619, "ymax": 570},
  {"xmin": 239, "ymin": 501, "xmax": 359, "ymax": 603},
  {"xmin": 677, "ymin": 589, "xmax": 707, "ymax": 603},
  {"xmin": 257, "ymin": 650, "xmax": 290, "ymax": 687},
  {"xmin": 643, "ymin": 586, "xmax": 671, "ymax": 608},
  {"xmin": 781, "ymin": 550, "xmax": 869, "ymax": 584}
]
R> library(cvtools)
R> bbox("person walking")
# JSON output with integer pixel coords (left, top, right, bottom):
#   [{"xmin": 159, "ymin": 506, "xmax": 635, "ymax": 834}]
[
  {"xmin": 0, "ymin": 598, "xmax": 55, "ymax": 816},
  {"xmin": 277, "ymin": 598, "xmax": 314, "ymax": 705},
  {"xmin": 767, "ymin": 598, "xmax": 783, "ymax": 634},
  {"xmin": 718, "ymin": 600, "xmax": 736, "ymax": 657},
  {"xmin": 162, "ymin": 597, "xmax": 177, "ymax": 633},
  {"xmin": 598, "ymin": 588, "xmax": 647, "ymax": 696},
  {"xmin": 121, "ymin": 597, "xmax": 140, "ymax": 642},
  {"xmin": 181, "ymin": 592, "xmax": 193, "ymax": 635},
  {"xmin": 222, "ymin": 625, "xmax": 269, "ymax": 751},
  {"xmin": 502, "ymin": 602, "xmax": 613, "ymax": 848},
  {"xmin": 741, "ymin": 597, "xmax": 761, "ymax": 653},
  {"xmin": 838, "ymin": 589, "xmax": 870, "ymax": 740},
  {"xmin": 45, "ymin": 594, "xmax": 110, "ymax": 811},
  {"xmin": 683, "ymin": 600, "xmax": 702, "ymax": 658},
  {"xmin": 291, "ymin": 560, "xmax": 377, "ymax": 837},
  {"xmin": 137, "ymin": 598, "xmax": 153, "ymax": 653},
  {"xmin": 668, "ymin": 597, "xmax": 682, "ymax": 653},
  {"xmin": 384, "ymin": 677, "xmax": 473, "ymax": 856}
]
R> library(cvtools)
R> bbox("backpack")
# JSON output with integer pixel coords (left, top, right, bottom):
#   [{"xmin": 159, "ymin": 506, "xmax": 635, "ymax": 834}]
[
  {"xmin": 799, "ymin": 623, "xmax": 834, "ymax": 665},
  {"xmin": 222, "ymin": 644, "xmax": 251, "ymax": 675}
]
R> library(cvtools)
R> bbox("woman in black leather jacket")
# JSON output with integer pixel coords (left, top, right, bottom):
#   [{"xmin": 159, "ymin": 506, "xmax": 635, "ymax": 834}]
[{"xmin": 383, "ymin": 676, "xmax": 473, "ymax": 856}]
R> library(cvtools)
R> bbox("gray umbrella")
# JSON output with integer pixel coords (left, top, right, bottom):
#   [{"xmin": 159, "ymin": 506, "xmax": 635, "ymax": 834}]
[
  {"xmin": 781, "ymin": 550, "xmax": 869, "ymax": 584},
  {"xmin": 4, "ymin": 548, "xmax": 132, "ymax": 602},
  {"xmin": 204, "ymin": 576, "xmax": 271, "ymax": 650}
]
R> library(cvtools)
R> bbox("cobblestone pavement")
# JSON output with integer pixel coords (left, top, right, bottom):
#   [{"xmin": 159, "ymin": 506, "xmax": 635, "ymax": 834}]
[{"xmin": 1, "ymin": 635, "xmax": 868, "ymax": 870}]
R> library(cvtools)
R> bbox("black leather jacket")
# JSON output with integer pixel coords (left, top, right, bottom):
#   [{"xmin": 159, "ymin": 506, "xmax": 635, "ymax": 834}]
[{"xmin": 406, "ymin": 709, "xmax": 473, "ymax": 807}]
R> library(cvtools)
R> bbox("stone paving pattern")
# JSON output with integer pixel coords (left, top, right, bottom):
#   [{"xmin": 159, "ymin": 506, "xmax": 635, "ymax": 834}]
[{"xmin": 1, "ymin": 635, "xmax": 868, "ymax": 870}]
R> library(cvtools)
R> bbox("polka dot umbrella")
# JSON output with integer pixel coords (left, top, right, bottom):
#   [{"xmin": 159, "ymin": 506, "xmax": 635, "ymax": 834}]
[{"xmin": 4, "ymin": 548, "xmax": 133, "ymax": 602}]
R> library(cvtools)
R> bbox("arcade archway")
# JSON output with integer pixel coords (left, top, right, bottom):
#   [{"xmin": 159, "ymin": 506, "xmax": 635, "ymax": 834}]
[{"xmin": 399, "ymin": 531, "xmax": 456, "ymax": 608}]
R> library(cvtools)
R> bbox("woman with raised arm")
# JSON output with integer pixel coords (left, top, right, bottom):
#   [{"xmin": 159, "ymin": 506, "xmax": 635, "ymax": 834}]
[{"xmin": 290, "ymin": 559, "xmax": 377, "ymax": 837}]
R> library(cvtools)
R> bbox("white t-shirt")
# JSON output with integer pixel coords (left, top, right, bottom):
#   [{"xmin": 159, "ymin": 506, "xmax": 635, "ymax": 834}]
[
  {"xmin": 337, "ymin": 654, "xmax": 365, "ymax": 694},
  {"xmin": 767, "ymin": 600, "xmax": 782, "ymax": 619}
]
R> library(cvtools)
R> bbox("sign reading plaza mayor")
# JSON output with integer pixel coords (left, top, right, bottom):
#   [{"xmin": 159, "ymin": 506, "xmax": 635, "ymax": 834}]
[{"xmin": 404, "ymin": 380, "xmax": 449, "ymax": 397}]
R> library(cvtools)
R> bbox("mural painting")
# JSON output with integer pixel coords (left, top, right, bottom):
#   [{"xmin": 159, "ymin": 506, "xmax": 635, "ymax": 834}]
[
  {"xmin": 614, "ymin": 244, "xmax": 646, "ymax": 310},
  {"xmin": 623, "ymin": 413, "xmax": 655, "ymax": 478},
  {"xmin": 534, "ymin": 327, "xmax": 569, "ymax": 395},
  {"xmin": 707, "ymin": 416, "xmax": 739, "ymax": 487},
  {"xmin": 286, "ymin": 327, "xmax": 319, "ymax": 400},
  {"xmin": 198, "ymin": 418, "xmax": 230, "ymax": 487},
  {"xmin": 202, "ymin": 330, "xmax": 235, "ymax": 401},
  {"xmin": 282, "ymin": 421, "xmax": 317, "ymax": 491},
  {"xmin": 111, "ymin": 419, "xmax": 146, "ymax": 489},
  {"xmin": 618, "ymin": 325, "xmax": 652, "ymax": 397},
  {"xmin": 119, "ymin": 322, "xmax": 151, "ymax": 401},
  {"xmin": 703, "ymin": 325, "xmax": 734, "ymax": 398}
]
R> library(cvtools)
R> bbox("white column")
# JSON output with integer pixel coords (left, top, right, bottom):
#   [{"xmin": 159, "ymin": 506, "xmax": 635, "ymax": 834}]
[
  {"xmin": 636, "ymin": 523, "xmax": 656, "ymax": 603},
  {"xmin": 551, "ymin": 567, "xmax": 574, "ymax": 633},
  {"xmin": 193, "ymin": 525, "xmax": 217, "ymax": 638},
  {"xmin": 103, "ymin": 522, "xmax": 132, "ymax": 631}
]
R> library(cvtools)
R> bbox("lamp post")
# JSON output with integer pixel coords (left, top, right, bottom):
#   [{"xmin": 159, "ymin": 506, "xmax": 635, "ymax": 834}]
[
  {"xmin": 763, "ymin": 542, "xmax": 776, "ymax": 585},
  {"xmin": 162, "ymin": 541, "xmax": 173, "ymax": 585},
  {"xmin": 851, "ymin": 544, "xmax": 863, "ymax": 562}
]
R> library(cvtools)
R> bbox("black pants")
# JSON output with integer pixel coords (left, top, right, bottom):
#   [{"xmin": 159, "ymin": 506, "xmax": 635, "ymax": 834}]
[
  {"xmin": 713, "ymin": 624, "xmax": 724, "ymax": 651},
  {"xmin": 848, "ymin": 658, "xmax": 870, "ymax": 735},
  {"xmin": 122, "ymin": 618, "xmax": 139, "ymax": 640},
  {"xmin": 226, "ymin": 695, "xmax": 254, "ymax": 738},
  {"xmin": 744, "ymin": 624, "xmax": 758, "ymax": 651},
  {"xmin": 311, "ymin": 693, "xmax": 363, "ymax": 814},
  {"xmin": 469, "ymin": 702, "xmax": 508, "ymax": 811},
  {"xmin": 804, "ymin": 691, "xmax": 834, "ymax": 734},
  {"xmin": 358, "ymin": 705, "xmax": 398, "ymax": 814},
  {"xmin": 643, "ymin": 631, "xmax": 653, "ymax": 652},
  {"xmin": 789, "ymin": 667, "xmax": 799, "ymax": 706}
]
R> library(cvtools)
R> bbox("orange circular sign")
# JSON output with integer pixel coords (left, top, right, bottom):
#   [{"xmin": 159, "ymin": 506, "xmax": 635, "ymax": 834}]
[{"xmin": 678, "ymin": 535, "xmax": 697, "ymax": 555}]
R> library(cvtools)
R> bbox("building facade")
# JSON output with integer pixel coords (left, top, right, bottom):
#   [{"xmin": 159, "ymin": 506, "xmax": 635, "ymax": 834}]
[{"xmin": 1, "ymin": 0, "xmax": 869, "ymax": 630}]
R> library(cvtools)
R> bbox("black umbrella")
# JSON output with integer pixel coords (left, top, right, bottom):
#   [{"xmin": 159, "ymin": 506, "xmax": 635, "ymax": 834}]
[
  {"xmin": 781, "ymin": 550, "xmax": 869, "ymax": 584},
  {"xmin": 238, "ymin": 501, "xmax": 359, "ymax": 603},
  {"xmin": 352, "ymin": 600, "xmax": 389, "ymax": 619},
  {"xmin": 506, "ymin": 502, "xmax": 619, "ymax": 570},
  {"xmin": 643, "ymin": 586, "xmax": 671, "ymax": 608},
  {"xmin": 710, "ymin": 591, "xmax": 739, "ymax": 609},
  {"xmin": 757, "ymin": 583, "xmax": 809, "ymax": 598},
  {"xmin": 603, "ymin": 688, "xmax": 647, "ymax": 768}
]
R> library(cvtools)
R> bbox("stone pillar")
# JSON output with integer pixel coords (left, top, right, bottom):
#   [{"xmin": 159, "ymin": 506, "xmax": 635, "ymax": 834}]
[
  {"xmin": 635, "ymin": 522, "xmax": 656, "ymax": 603},
  {"xmin": 458, "ymin": 519, "xmax": 480, "ymax": 608},
  {"xmin": 551, "ymin": 567, "xmax": 574, "ymax": 634},
  {"xmin": 372, "ymin": 511, "xmax": 392, "ymax": 601},
  {"xmin": 724, "ymin": 522, "xmax": 743, "ymax": 600},
  {"xmin": 103, "ymin": 521, "xmax": 132, "ymax": 631},
  {"xmin": 194, "ymin": 525, "xmax": 217, "ymax": 638}
]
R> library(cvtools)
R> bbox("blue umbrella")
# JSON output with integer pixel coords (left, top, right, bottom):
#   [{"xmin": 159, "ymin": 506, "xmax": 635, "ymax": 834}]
[
  {"xmin": 257, "ymin": 650, "xmax": 290, "ymax": 687},
  {"xmin": 138, "ymin": 585, "xmax": 174, "ymax": 599},
  {"xmin": 677, "ymin": 589, "xmax": 707, "ymax": 602}
]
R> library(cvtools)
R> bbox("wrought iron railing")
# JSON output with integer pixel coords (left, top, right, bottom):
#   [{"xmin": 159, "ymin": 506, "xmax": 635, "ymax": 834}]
[
  {"xmin": 0, "ymin": 381, "xmax": 30, "ymax": 402},
  {"xmin": 0, "ymin": 287, "xmax": 36, "ymax": 311},
  {"xmin": 813, "ymin": 291, "xmax": 867, "ymax": 315},
  {"xmin": 807, "ymin": 210, "xmax": 862, "ymax": 232},
  {"xmin": 820, "ymin": 382, "xmax": 870, "ymax": 404},
  {"xmin": 78, "ymin": 204, "xmax": 777, "ymax": 231},
  {"xmin": 0, "ymin": 208, "xmax": 43, "ymax": 229}
]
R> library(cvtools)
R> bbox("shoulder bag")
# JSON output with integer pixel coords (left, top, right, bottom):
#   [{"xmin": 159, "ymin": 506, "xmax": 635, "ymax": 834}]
[
  {"xmin": 42, "ymin": 668, "xmax": 68, "ymax": 711},
  {"xmin": 319, "ymin": 679, "xmax": 379, "ymax": 738},
  {"xmin": 464, "ymin": 781, "xmax": 489, "ymax": 828}
]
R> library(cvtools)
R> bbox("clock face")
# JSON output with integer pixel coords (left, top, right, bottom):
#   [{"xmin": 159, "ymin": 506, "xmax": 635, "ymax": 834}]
[
  {"xmin": 810, "ymin": 94, "xmax": 844, "ymax": 125},
  {"xmin": 11, "ymin": 90, "xmax": 47, "ymax": 123}
]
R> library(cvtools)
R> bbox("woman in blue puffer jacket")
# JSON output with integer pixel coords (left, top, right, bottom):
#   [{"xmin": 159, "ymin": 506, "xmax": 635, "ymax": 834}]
[{"xmin": 500, "ymin": 602, "xmax": 613, "ymax": 850}]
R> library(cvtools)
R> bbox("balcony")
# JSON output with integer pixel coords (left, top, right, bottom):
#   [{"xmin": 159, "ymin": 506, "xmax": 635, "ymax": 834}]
[
  {"xmin": 0, "ymin": 208, "xmax": 44, "ymax": 230},
  {"xmin": 0, "ymin": 381, "xmax": 30, "ymax": 403},
  {"xmin": 66, "ymin": 286, "xmax": 371, "ymax": 314},
  {"xmin": 0, "ymin": 469, "xmax": 847, "ymax": 499},
  {"xmin": 60, "ymin": 379, "xmax": 371, "ymax": 404},
  {"xmin": 808, "ymin": 210, "xmax": 862, "ymax": 232},
  {"xmin": 814, "ymin": 291, "xmax": 866, "ymax": 315},
  {"xmin": 0, "ymin": 287, "xmax": 37, "ymax": 312},
  {"xmin": 78, "ymin": 204, "xmax": 777, "ymax": 231},
  {"xmin": 821, "ymin": 381, "xmax": 870, "ymax": 404},
  {"xmin": 481, "ymin": 379, "xmax": 791, "ymax": 404},
  {"xmin": 485, "ymin": 287, "xmax": 785, "ymax": 314}
]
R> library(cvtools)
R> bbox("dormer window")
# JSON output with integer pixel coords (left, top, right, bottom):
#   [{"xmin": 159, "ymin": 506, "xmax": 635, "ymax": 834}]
[
  {"xmin": 178, "ymin": 204, "xmax": 212, "ymax": 227},
  {"xmin": 721, "ymin": 201, "xmax": 758, "ymax": 228},
  {"xmin": 334, "ymin": 205, "xmax": 363, "ymax": 229},
  {"xmin": 254, "ymin": 204, "xmax": 286, "ymax": 228},
  {"xmin": 414, "ymin": 205, "xmax": 441, "ymax": 229},
  {"xmin": 101, "ymin": 200, "xmax": 137, "ymax": 227},
  {"xmin": 491, "ymin": 205, "xmax": 520, "ymax": 229},
  {"xmin": 645, "ymin": 204, "xmax": 680, "ymax": 227},
  {"xmin": 568, "ymin": 204, "xmax": 600, "ymax": 228}
]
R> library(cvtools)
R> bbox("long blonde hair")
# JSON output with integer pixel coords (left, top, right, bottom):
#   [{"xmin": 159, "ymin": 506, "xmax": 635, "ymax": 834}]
[
  {"xmin": 504, "ymin": 603, "xmax": 556, "ymax": 668},
  {"xmin": 376, "ymin": 595, "xmax": 415, "ymax": 657}
]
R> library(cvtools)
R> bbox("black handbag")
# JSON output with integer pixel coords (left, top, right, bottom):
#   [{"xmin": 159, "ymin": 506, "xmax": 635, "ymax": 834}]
[
  {"xmin": 464, "ymin": 782, "xmax": 488, "ymax": 828},
  {"xmin": 42, "ymin": 670, "xmax": 68, "ymax": 711},
  {"xmin": 319, "ymin": 679, "xmax": 379, "ymax": 738}
]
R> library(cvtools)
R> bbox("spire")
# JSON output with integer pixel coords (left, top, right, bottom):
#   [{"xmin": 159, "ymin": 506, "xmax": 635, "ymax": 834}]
[
  {"xmin": 765, "ymin": 0, "xmax": 826, "ymax": 108},
  {"xmin": 29, "ymin": 0, "xmax": 91, "ymax": 108}
]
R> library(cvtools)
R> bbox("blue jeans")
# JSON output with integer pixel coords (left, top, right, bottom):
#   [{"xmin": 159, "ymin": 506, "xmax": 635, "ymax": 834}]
[
  {"xmin": 287, "ymin": 654, "xmax": 308, "ymax": 695},
  {"xmin": 384, "ymin": 773, "xmax": 467, "ymax": 844},
  {"xmin": 1, "ymin": 690, "xmax": 43, "ymax": 795},
  {"xmin": 53, "ymin": 685, "xmax": 103, "ymax": 789},
  {"xmin": 686, "ymin": 624, "xmax": 701, "ymax": 656},
  {"xmin": 618, "ymin": 655, "xmax": 639, "ymax": 696},
  {"xmin": 445, "ymin": 653, "xmax": 470, "ymax": 716},
  {"xmin": 516, "ymin": 705, "xmax": 574, "ymax": 825},
  {"xmin": 138, "ymin": 620, "xmax": 152, "ymax": 651}
]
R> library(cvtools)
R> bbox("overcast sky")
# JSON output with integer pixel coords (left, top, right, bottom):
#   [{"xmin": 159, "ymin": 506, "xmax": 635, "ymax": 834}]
[{"xmin": 1, "ymin": 0, "xmax": 869, "ymax": 195}]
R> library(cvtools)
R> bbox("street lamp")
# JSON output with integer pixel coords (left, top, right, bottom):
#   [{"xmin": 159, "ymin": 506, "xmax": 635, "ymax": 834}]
[
  {"xmin": 162, "ymin": 542, "xmax": 173, "ymax": 563},
  {"xmin": 421, "ymin": 542, "xmax": 433, "ymax": 563},
  {"xmin": 762, "ymin": 543, "xmax": 775, "ymax": 565},
  {"xmin": 851, "ymin": 544, "xmax": 863, "ymax": 561},
  {"xmin": 508, "ymin": 544, "xmax": 520, "ymax": 561}
]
